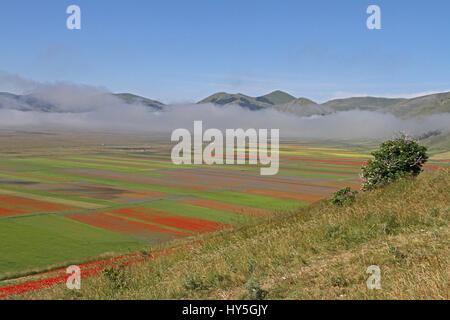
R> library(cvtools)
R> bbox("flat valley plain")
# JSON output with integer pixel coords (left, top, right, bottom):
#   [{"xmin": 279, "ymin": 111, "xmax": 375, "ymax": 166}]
[{"xmin": 0, "ymin": 130, "xmax": 447, "ymax": 285}]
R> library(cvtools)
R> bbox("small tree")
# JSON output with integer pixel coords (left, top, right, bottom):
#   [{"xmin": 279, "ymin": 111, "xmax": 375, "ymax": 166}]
[{"xmin": 361, "ymin": 135, "xmax": 428, "ymax": 191}]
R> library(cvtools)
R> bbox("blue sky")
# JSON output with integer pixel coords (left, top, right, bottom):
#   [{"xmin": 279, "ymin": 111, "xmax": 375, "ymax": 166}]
[{"xmin": 1, "ymin": 0, "xmax": 449, "ymax": 103}]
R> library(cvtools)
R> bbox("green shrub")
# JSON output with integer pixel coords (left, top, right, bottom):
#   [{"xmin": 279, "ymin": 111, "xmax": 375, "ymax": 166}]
[
  {"xmin": 361, "ymin": 135, "xmax": 428, "ymax": 191},
  {"xmin": 244, "ymin": 277, "xmax": 268, "ymax": 300},
  {"xmin": 103, "ymin": 266, "xmax": 128, "ymax": 290},
  {"xmin": 329, "ymin": 187, "xmax": 358, "ymax": 206},
  {"xmin": 330, "ymin": 275, "xmax": 350, "ymax": 288},
  {"xmin": 183, "ymin": 274, "xmax": 206, "ymax": 291}
]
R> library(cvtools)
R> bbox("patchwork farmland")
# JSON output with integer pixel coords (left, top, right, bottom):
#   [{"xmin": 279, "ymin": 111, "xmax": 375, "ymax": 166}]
[{"xmin": 0, "ymin": 132, "xmax": 447, "ymax": 295}]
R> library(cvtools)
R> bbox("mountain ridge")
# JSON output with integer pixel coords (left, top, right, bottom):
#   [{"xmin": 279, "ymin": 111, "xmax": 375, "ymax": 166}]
[
  {"xmin": 198, "ymin": 90, "xmax": 450, "ymax": 118},
  {"xmin": 0, "ymin": 92, "xmax": 165, "ymax": 112},
  {"xmin": 1, "ymin": 90, "xmax": 449, "ymax": 118},
  {"xmin": 113, "ymin": 93, "xmax": 165, "ymax": 110}
]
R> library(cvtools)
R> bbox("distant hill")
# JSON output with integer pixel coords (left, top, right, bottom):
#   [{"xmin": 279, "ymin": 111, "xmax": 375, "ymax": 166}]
[
  {"xmin": 114, "ymin": 93, "xmax": 165, "ymax": 110},
  {"xmin": 322, "ymin": 97, "xmax": 405, "ymax": 112},
  {"xmin": 198, "ymin": 92, "xmax": 273, "ymax": 110},
  {"xmin": 323, "ymin": 93, "xmax": 450, "ymax": 118},
  {"xmin": 198, "ymin": 92, "xmax": 405, "ymax": 115},
  {"xmin": 0, "ymin": 92, "xmax": 57, "ymax": 112},
  {"xmin": 417, "ymin": 130, "xmax": 450, "ymax": 154},
  {"xmin": 199, "ymin": 91, "xmax": 450, "ymax": 118},
  {"xmin": 198, "ymin": 90, "xmax": 296, "ymax": 110},
  {"xmin": 274, "ymin": 98, "xmax": 332, "ymax": 117},
  {"xmin": 257, "ymin": 90, "xmax": 296, "ymax": 105},
  {"xmin": 386, "ymin": 91, "xmax": 450, "ymax": 118},
  {"xmin": 0, "ymin": 92, "xmax": 165, "ymax": 112},
  {"xmin": 1, "ymin": 89, "xmax": 449, "ymax": 118}
]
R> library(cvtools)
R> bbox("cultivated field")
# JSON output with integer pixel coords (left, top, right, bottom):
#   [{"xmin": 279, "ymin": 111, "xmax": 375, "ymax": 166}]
[{"xmin": 0, "ymin": 130, "xmax": 447, "ymax": 297}]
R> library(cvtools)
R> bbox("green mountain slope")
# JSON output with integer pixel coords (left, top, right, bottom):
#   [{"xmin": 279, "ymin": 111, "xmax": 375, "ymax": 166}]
[
  {"xmin": 198, "ymin": 91, "xmax": 450, "ymax": 117},
  {"xmin": 257, "ymin": 90, "xmax": 296, "ymax": 105},
  {"xmin": 198, "ymin": 92, "xmax": 273, "ymax": 110},
  {"xmin": 114, "ymin": 93, "xmax": 165, "ymax": 110},
  {"xmin": 322, "ymin": 92, "xmax": 450, "ymax": 118},
  {"xmin": 274, "ymin": 98, "xmax": 332, "ymax": 117},
  {"xmin": 418, "ymin": 131, "xmax": 450, "ymax": 154},
  {"xmin": 387, "ymin": 92, "xmax": 450, "ymax": 118},
  {"xmin": 0, "ymin": 92, "xmax": 58, "ymax": 112},
  {"xmin": 322, "ymin": 97, "xmax": 406, "ymax": 112},
  {"xmin": 0, "ymin": 92, "xmax": 165, "ymax": 112},
  {"xmin": 198, "ymin": 91, "xmax": 296, "ymax": 110}
]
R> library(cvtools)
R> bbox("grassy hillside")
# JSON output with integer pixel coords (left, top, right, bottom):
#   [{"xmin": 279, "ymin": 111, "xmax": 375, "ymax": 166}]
[
  {"xmin": 23, "ymin": 168, "xmax": 449, "ymax": 300},
  {"xmin": 113, "ymin": 93, "xmax": 165, "ymax": 110},
  {"xmin": 387, "ymin": 91, "xmax": 450, "ymax": 118},
  {"xmin": 198, "ymin": 90, "xmax": 296, "ymax": 110},
  {"xmin": 0, "ymin": 92, "xmax": 165, "ymax": 112},
  {"xmin": 322, "ymin": 92, "xmax": 450, "ymax": 118},
  {"xmin": 421, "ymin": 131, "xmax": 450, "ymax": 156},
  {"xmin": 198, "ymin": 92, "xmax": 274, "ymax": 110},
  {"xmin": 258, "ymin": 90, "xmax": 296, "ymax": 105},
  {"xmin": 274, "ymin": 98, "xmax": 332, "ymax": 117},
  {"xmin": 322, "ymin": 97, "xmax": 405, "ymax": 112},
  {"xmin": 198, "ymin": 91, "xmax": 450, "ymax": 118},
  {"xmin": 0, "ymin": 92, "xmax": 58, "ymax": 112}
]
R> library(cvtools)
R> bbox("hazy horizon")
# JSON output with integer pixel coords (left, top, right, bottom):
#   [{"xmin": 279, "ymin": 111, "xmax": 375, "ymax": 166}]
[{"xmin": 0, "ymin": 73, "xmax": 448, "ymax": 141}]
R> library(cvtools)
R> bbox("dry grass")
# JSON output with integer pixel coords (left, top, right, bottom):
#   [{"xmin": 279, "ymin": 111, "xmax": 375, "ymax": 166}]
[{"xmin": 19, "ymin": 168, "xmax": 449, "ymax": 300}]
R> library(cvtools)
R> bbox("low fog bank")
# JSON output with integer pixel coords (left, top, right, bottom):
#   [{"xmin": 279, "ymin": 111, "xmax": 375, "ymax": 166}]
[
  {"xmin": 1, "ymin": 73, "xmax": 449, "ymax": 140},
  {"xmin": 2, "ymin": 103, "xmax": 449, "ymax": 141}
]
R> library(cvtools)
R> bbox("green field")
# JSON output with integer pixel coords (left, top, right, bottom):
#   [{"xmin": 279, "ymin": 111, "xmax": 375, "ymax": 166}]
[
  {"xmin": 141, "ymin": 200, "xmax": 254, "ymax": 225},
  {"xmin": 0, "ymin": 215, "xmax": 146, "ymax": 275}
]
